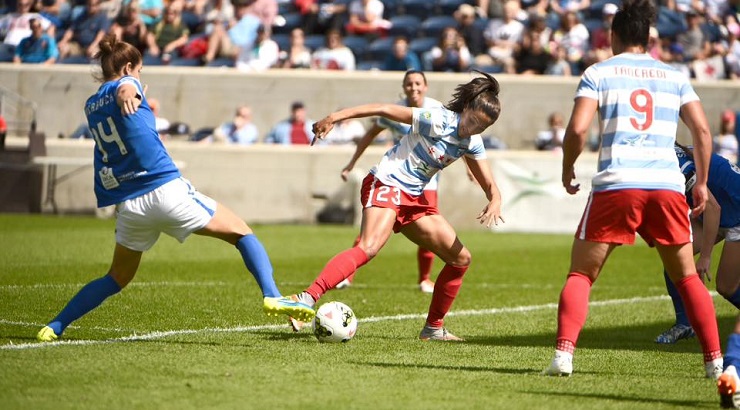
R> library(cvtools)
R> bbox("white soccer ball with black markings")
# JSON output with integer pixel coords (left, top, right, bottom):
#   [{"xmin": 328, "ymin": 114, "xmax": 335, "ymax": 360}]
[{"xmin": 312, "ymin": 301, "xmax": 357, "ymax": 343}]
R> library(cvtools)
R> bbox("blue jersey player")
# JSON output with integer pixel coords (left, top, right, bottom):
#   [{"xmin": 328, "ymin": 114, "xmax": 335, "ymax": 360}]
[{"xmin": 36, "ymin": 34, "xmax": 314, "ymax": 343}]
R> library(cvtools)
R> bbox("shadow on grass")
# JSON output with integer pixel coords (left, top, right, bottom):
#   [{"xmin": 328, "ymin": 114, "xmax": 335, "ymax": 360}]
[
  {"xmin": 356, "ymin": 360, "xmax": 532, "ymax": 375},
  {"xmin": 525, "ymin": 390, "xmax": 711, "ymax": 408},
  {"xmin": 464, "ymin": 315, "xmax": 737, "ymax": 353}
]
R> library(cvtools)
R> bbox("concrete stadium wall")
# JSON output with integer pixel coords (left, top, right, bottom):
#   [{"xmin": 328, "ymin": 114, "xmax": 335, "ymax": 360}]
[{"xmin": 2, "ymin": 64, "xmax": 739, "ymax": 148}]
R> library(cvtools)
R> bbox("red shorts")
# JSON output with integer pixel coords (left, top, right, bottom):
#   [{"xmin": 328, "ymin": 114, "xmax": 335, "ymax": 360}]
[
  {"xmin": 360, "ymin": 173, "xmax": 439, "ymax": 233},
  {"xmin": 575, "ymin": 189, "xmax": 691, "ymax": 246}
]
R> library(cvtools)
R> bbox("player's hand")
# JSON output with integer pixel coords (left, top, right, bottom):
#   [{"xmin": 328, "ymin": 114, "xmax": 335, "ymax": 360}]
[
  {"xmin": 696, "ymin": 255, "xmax": 712, "ymax": 282},
  {"xmin": 121, "ymin": 92, "xmax": 143, "ymax": 116},
  {"xmin": 691, "ymin": 184, "xmax": 708, "ymax": 218},
  {"xmin": 340, "ymin": 164, "xmax": 353, "ymax": 181},
  {"xmin": 311, "ymin": 116, "xmax": 335, "ymax": 146},
  {"xmin": 476, "ymin": 200, "xmax": 504, "ymax": 228},
  {"xmin": 562, "ymin": 166, "xmax": 580, "ymax": 195}
]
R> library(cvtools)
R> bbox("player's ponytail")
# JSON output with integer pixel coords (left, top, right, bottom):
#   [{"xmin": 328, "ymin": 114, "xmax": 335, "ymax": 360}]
[
  {"xmin": 445, "ymin": 70, "xmax": 501, "ymax": 124},
  {"xmin": 93, "ymin": 33, "xmax": 142, "ymax": 83}
]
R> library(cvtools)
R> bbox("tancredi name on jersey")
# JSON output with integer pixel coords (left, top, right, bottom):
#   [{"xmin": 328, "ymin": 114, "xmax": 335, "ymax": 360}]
[
  {"xmin": 613, "ymin": 66, "xmax": 667, "ymax": 79},
  {"xmin": 85, "ymin": 94, "xmax": 115, "ymax": 116}
]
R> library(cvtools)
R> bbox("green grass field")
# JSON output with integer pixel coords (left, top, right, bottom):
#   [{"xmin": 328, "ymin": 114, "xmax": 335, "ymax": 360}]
[{"xmin": 0, "ymin": 214, "xmax": 736, "ymax": 409}]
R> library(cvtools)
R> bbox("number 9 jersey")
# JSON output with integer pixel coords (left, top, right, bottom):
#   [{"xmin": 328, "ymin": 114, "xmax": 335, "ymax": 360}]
[
  {"xmin": 84, "ymin": 76, "xmax": 180, "ymax": 207},
  {"xmin": 577, "ymin": 53, "xmax": 699, "ymax": 194}
]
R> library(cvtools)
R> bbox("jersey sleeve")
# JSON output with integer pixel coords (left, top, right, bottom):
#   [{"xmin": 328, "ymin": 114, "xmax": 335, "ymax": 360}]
[
  {"xmin": 117, "ymin": 76, "xmax": 144, "ymax": 95},
  {"xmin": 465, "ymin": 134, "xmax": 487, "ymax": 160},
  {"xmin": 574, "ymin": 65, "xmax": 599, "ymax": 101},
  {"xmin": 678, "ymin": 77, "xmax": 700, "ymax": 106}
]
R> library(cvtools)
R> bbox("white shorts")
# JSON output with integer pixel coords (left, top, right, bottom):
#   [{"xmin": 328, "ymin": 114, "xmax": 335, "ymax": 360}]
[
  {"xmin": 115, "ymin": 177, "xmax": 217, "ymax": 251},
  {"xmin": 720, "ymin": 226, "xmax": 740, "ymax": 242}
]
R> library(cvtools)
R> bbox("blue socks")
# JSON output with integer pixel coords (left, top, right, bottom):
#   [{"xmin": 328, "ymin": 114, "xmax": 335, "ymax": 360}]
[
  {"xmin": 725, "ymin": 333, "xmax": 740, "ymax": 370},
  {"xmin": 48, "ymin": 274, "xmax": 121, "ymax": 335},
  {"xmin": 664, "ymin": 271, "xmax": 690, "ymax": 327},
  {"xmin": 236, "ymin": 234, "xmax": 280, "ymax": 298}
]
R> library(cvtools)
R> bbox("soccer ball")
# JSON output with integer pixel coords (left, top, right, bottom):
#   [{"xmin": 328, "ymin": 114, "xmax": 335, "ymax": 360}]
[{"xmin": 312, "ymin": 301, "xmax": 358, "ymax": 343}]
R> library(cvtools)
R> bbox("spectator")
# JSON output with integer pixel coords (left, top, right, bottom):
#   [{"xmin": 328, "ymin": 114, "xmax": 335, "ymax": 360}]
[
  {"xmin": 548, "ymin": 0, "xmax": 590, "ymax": 20},
  {"xmin": 13, "ymin": 17, "xmax": 58, "ymax": 64},
  {"xmin": 429, "ymin": 27, "xmax": 471, "ymax": 72},
  {"xmin": 33, "ymin": 0, "xmax": 64, "ymax": 30},
  {"xmin": 714, "ymin": 109, "xmax": 738, "ymax": 162},
  {"xmin": 57, "ymin": 0, "xmax": 111, "ymax": 61},
  {"xmin": 0, "ymin": 0, "xmax": 54, "ymax": 61},
  {"xmin": 203, "ymin": 0, "xmax": 260, "ymax": 65},
  {"xmin": 550, "ymin": 10, "xmax": 589, "ymax": 75},
  {"xmin": 110, "ymin": 0, "xmax": 149, "ymax": 55},
  {"xmin": 145, "ymin": 1, "xmax": 190, "ymax": 64},
  {"xmin": 455, "ymin": 3, "xmax": 484, "ymax": 57},
  {"xmin": 311, "ymin": 29, "xmax": 356, "ymax": 70},
  {"xmin": 382, "ymin": 36, "xmax": 421, "ymax": 71},
  {"xmin": 545, "ymin": 43, "xmax": 572, "ymax": 75},
  {"xmin": 210, "ymin": 105, "xmax": 260, "ymax": 145},
  {"xmin": 726, "ymin": 26, "xmax": 740, "ymax": 79},
  {"xmin": 483, "ymin": 0, "xmax": 525, "ymax": 74},
  {"xmin": 535, "ymin": 112, "xmax": 565, "ymax": 151},
  {"xmin": 345, "ymin": 0, "xmax": 390, "ymax": 37},
  {"xmin": 236, "ymin": 24, "xmax": 278, "ymax": 71},
  {"xmin": 0, "ymin": 111, "xmax": 6, "ymax": 150},
  {"xmin": 202, "ymin": 0, "xmax": 235, "ymax": 35},
  {"xmin": 677, "ymin": 10, "xmax": 710, "ymax": 63},
  {"xmin": 180, "ymin": 0, "xmax": 208, "ymax": 33},
  {"xmin": 251, "ymin": 0, "xmax": 278, "ymax": 30},
  {"xmin": 514, "ymin": 25, "xmax": 550, "ymax": 74},
  {"xmin": 477, "ymin": 0, "xmax": 504, "ymax": 19},
  {"xmin": 585, "ymin": 2, "xmax": 616, "ymax": 66},
  {"xmin": 297, "ymin": 0, "xmax": 348, "ymax": 36},
  {"xmin": 139, "ymin": 0, "xmax": 164, "ymax": 28},
  {"xmin": 521, "ymin": 0, "xmax": 549, "ymax": 16},
  {"xmin": 647, "ymin": 26, "xmax": 663, "ymax": 60},
  {"xmin": 265, "ymin": 101, "xmax": 316, "ymax": 145},
  {"xmin": 278, "ymin": 27, "xmax": 312, "ymax": 68}
]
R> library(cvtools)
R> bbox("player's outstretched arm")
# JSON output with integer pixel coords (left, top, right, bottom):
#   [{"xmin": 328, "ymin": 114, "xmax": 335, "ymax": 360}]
[
  {"xmin": 341, "ymin": 124, "xmax": 384, "ymax": 181},
  {"xmin": 681, "ymin": 101, "xmax": 712, "ymax": 216},
  {"xmin": 561, "ymin": 97, "xmax": 597, "ymax": 195},
  {"xmin": 117, "ymin": 83, "xmax": 143, "ymax": 116},
  {"xmin": 313, "ymin": 104, "xmax": 412, "ymax": 145},
  {"xmin": 465, "ymin": 156, "xmax": 504, "ymax": 227}
]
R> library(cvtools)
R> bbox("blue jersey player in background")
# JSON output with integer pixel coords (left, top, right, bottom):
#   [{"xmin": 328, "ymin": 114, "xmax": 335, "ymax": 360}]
[{"xmin": 36, "ymin": 34, "xmax": 314, "ymax": 343}]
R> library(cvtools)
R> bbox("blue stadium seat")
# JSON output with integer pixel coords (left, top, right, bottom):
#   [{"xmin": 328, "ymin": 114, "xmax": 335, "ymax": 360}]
[
  {"xmin": 388, "ymin": 15, "xmax": 421, "ymax": 38},
  {"xmin": 400, "ymin": 0, "xmax": 435, "ymax": 21},
  {"xmin": 59, "ymin": 55, "xmax": 91, "ymax": 65},
  {"xmin": 381, "ymin": 0, "xmax": 401, "ymax": 18},
  {"xmin": 584, "ymin": 18, "xmax": 603, "ymax": 34},
  {"xmin": 366, "ymin": 37, "xmax": 396, "ymax": 61},
  {"xmin": 272, "ymin": 12, "xmax": 303, "ymax": 35},
  {"xmin": 206, "ymin": 58, "xmax": 235, "ymax": 68},
  {"xmin": 304, "ymin": 34, "xmax": 326, "ymax": 51},
  {"xmin": 272, "ymin": 33, "xmax": 291, "ymax": 51},
  {"xmin": 409, "ymin": 36, "xmax": 438, "ymax": 55},
  {"xmin": 420, "ymin": 15, "xmax": 458, "ymax": 38},
  {"xmin": 437, "ymin": 0, "xmax": 466, "ymax": 16},
  {"xmin": 343, "ymin": 35, "xmax": 369, "ymax": 59},
  {"xmin": 169, "ymin": 57, "xmax": 202, "ymax": 67},
  {"xmin": 587, "ymin": 0, "xmax": 622, "ymax": 20}
]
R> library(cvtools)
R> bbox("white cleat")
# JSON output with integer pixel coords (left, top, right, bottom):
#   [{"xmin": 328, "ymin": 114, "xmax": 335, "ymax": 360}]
[
  {"xmin": 335, "ymin": 279, "xmax": 352, "ymax": 290},
  {"xmin": 419, "ymin": 279, "xmax": 435, "ymax": 294},
  {"xmin": 719, "ymin": 365, "xmax": 740, "ymax": 408},
  {"xmin": 707, "ymin": 357, "xmax": 725, "ymax": 380},
  {"xmin": 543, "ymin": 351, "xmax": 573, "ymax": 377}
]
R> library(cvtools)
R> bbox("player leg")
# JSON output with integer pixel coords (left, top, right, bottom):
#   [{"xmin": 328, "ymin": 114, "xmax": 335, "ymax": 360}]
[
  {"xmin": 656, "ymin": 219, "xmax": 705, "ymax": 343},
  {"xmin": 715, "ymin": 238, "xmax": 740, "ymax": 309},
  {"xmin": 542, "ymin": 238, "xmax": 615, "ymax": 375},
  {"xmin": 719, "ymin": 316, "xmax": 740, "ymax": 408},
  {"xmin": 401, "ymin": 214, "xmax": 470, "ymax": 341},
  {"xmin": 416, "ymin": 189, "xmax": 438, "ymax": 294},
  {"xmin": 298, "ymin": 206, "xmax": 396, "ymax": 305},
  {"xmin": 37, "ymin": 243, "xmax": 141, "ymax": 342}
]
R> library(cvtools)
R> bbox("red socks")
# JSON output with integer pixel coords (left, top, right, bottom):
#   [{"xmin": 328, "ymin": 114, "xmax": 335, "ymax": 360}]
[
  {"xmin": 306, "ymin": 247, "xmax": 369, "ymax": 300},
  {"xmin": 426, "ymin": 264, "xmax": 468, "ymax": 328},
  {"xmin": 417, "ymin": 248, "xmax": 435, "ymax": 283},
  {"xmin": 555, "ymin": 273, "xmax": 593, "ymax": 354},
  {"xmin": 675, "ymin": 274, "xmax": 722, "ymax": 362}
]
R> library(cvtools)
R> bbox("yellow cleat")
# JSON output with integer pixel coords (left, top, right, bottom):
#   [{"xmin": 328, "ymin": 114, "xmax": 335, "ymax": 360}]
[
  {"xmin": 263, "ymin": 296, "xmax": 315, "ymax": 322},
  {"xmin": 37, "ymin": 326, "xmax": 59, "ymax": 342}
]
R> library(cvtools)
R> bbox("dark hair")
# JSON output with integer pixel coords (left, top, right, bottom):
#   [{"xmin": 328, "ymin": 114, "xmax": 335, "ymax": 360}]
[
  {"xmin": 445, "ymin": 70, "xmax": 501, "ymax": 123},
  {"xmin": 93, "ymin": 33, "xmax": 142, "ymax": 82},
  {"xmin": 402, "ymin": 70, "xmax": 427, "ymax": 85},
  {"xmin": 611, "ymin": 0, "xmax": 656, "ymax": 49}
]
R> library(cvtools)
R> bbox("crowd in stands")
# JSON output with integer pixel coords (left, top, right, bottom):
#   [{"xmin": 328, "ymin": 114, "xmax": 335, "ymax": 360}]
[{"xmin": 1, "ymin": 0, "xmax": 739, "ymax": 79}]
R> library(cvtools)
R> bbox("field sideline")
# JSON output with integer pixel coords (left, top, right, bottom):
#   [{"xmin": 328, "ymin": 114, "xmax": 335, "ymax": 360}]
[{"xmin": 0, "ymin": 214, "xmax": 737, "ymax": 410}]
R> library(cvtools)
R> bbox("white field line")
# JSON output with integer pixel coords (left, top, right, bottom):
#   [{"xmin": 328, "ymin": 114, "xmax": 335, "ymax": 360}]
[{"xmin": 0, "ymin": 293, "xmax": 700, "ymax": 351}]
